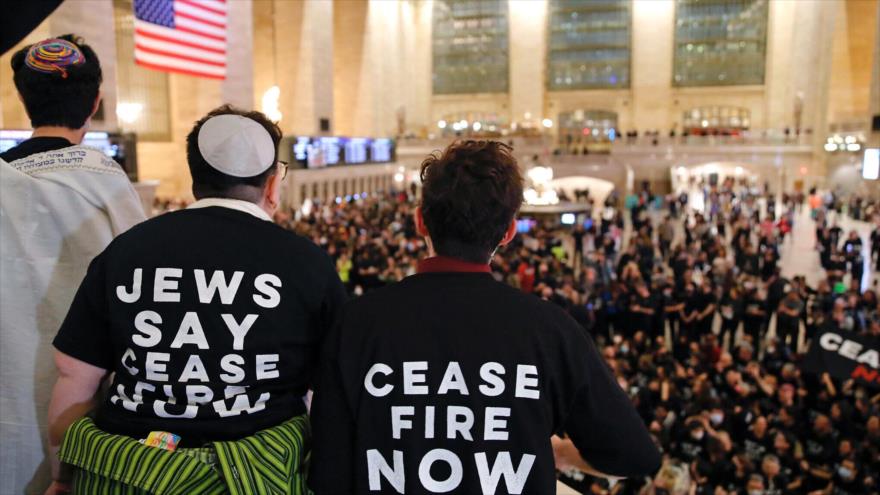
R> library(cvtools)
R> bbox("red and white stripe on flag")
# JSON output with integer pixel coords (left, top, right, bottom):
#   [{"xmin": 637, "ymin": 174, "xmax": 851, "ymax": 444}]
[{"xmin": 133, "ymin": 0, "xmax": 227, "ymax": 80}]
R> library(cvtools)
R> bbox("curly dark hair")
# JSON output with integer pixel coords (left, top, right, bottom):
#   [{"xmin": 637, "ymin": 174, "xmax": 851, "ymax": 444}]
[
  {"xmin": 419, "ymin": 140, "xmax": 524, "ymax": 263},
  {"xmin": 186, "ymin": 105, "xmax": 282, "ymax": 201},
  {"xmin": 11, "ymin": 34, "xmax": 102, "ymax": 129}
]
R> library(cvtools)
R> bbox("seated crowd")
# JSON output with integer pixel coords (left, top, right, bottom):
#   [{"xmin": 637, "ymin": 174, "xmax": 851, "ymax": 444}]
[{"xmin": 260, "ymin": 186, "xmax": 879, "ymax": 495}]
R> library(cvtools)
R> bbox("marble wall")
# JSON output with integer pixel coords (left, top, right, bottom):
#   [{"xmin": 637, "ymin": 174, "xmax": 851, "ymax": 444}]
[{"xmin": 828, "ymin": 0, "xmax": 879, "ymax": 126}]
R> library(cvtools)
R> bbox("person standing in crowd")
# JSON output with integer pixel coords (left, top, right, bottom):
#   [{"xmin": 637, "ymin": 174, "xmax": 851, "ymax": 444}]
[
  {"xmin": 842, "ymin": 230, "xmax": 865, "ymax": 287},
  {"xmin": 309, "ymin": 141, "xmax": 661, "ymax": 494},
  {"xmin": 658, "ymin": 215, "xmax": 675, "ymax": 261},
  {"xmin": 718, "ymin": 286, "xmax": 744, "ymax": 349},
  {"xmin": 871, "ymin": 222, "xmax": 880, "ymax": 272},
  {"xmin": 742, "ymin": 281, "xmax": 768, "ymax": 351},
  {"xmin": 43, "ymin": 106, "xmax": 346, "ymax": 494},
  {"xmin": 0, "ymin": 35, "xmax": 146, "ymax": 494},
  {"xmin": 776, "ymin": 288, "xmax": 803, "ymax": 351}
]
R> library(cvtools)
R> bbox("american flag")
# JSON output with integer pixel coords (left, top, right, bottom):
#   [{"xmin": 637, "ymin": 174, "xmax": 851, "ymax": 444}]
[{"xmin": 133, "ymin": 0, "xmax": 226, "ymax": 80}]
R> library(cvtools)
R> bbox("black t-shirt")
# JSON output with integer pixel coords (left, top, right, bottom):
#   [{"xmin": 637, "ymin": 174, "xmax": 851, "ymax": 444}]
[
  {"xmin": 719, "ymin": 295, "xmax": 744, "ymax": 323},
  {"xmin": 630, "ymin": 292, "xmax": 655, "ymax": 332},
  {"xmin": 742, "ymin": 430, "xmax": 769, "ymax": 463},
  {"xmin": 309, "ymin": 270, "xmax": 660, "ymax": 494},
  {"xmin": 744, "ymin": 294, "xmax": 766, "ymax": 321},
  {"xmin": 829, "ymin": 226, "xmax": 843, "ymax": 248},
  {"xmin": 804, "ymin": 430, "xmax": 837, "ymax": 465},
  {"xmin": 0, "ymin": 136, "xmax": 73, "ymax": 162},
  {"xmin": 742, "ymin": 253, "xmax": 760, "ymax": 275},
  {"xmin": 54, "ymin": 206, "xmax": 346, "ymax": 446},
  {"xmin": 672, "ymin": 428, "xmax": 705, "ymax": 462}
]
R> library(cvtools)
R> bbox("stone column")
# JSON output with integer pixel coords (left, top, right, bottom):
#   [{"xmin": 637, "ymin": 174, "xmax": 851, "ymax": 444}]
[
  {"xmin": 223, "ymin": 0, "xmax": 253, "ymax": 109},
  {"xmin": 255, "ymin": 0, "xmax": 333, "ymax": 135},
  {"xmin": 508, "ymin": 0, "xmax": 547, "ymax": 127},
  {"xmin": 764, "ymin": 0, "xmax": 797, "ymax": 131},
  {"xmin": 333, "ymin": 0, "xmax": 370, "ymax": 136},
  {"xmin": 631, "ymin": 0, "xmax": 674, "ymax": 131}
]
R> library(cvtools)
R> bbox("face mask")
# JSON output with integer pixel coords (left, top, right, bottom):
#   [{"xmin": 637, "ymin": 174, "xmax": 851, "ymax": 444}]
[
  {"xmin": 620, "ymin": 345, "xmax": 629, "ymax": 354},
  {"xmin": 710, "ymin": 412, "xmax": 724, "ymax": 425},
  {"xmin": 691, "ymin": 430, "xmax": 704, "ymax": 441},
  {"xmin": 838, "ymin": 466, "xmax": 853, "ymax": 480}
]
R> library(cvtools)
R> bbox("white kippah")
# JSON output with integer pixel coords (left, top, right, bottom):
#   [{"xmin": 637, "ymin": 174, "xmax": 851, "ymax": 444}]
[{"xmin": 197, "ymin": 114, "xmax": 275, "ymax": 177}]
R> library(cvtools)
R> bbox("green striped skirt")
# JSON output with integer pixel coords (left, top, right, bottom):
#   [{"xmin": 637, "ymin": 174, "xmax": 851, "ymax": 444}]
[{"xmin": 58, "ymin": 415, "xmax": 311, "ymax": 495}]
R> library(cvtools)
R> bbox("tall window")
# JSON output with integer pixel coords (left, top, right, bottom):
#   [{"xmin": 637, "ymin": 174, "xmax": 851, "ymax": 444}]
[
  {"xmin": 673, "ymin": 0, "xmax": 768, "ymax": 87},
  {"xmin": 432, "ymin": 0, "xmax": 509, "ymax": 95},
  {"xmin": 113, "ymin": 0, "xmax": 171, "ymax": 140},
  {"xmin": 547, "ymin": 0, "xmax": 631, "ymax": 90}
]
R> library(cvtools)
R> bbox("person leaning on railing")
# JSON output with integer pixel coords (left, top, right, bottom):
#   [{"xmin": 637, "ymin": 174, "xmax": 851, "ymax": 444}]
[{"xmin": 44, "ymin": 106, "xmax": 346, "ymax": 495}]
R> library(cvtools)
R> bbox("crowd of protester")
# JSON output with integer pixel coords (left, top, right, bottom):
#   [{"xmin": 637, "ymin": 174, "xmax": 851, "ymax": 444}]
[
  {"xmin": 149, "ymin": 182, "xmax": 880, "ymax": 494},
  {"xmin": 256, "ymin": 181, "xmax": 880, "ymax": 495}
]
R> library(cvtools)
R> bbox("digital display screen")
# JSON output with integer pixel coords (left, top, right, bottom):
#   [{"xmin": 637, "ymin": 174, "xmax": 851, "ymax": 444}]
[
  {"xmin": 293, "ymin": 136, "xmax": 311, "ymax": 165},
  {"xmin": 291, "ymin": 135, "xmax": 394, "ymax": 168},
  {"xmin": 863, "ymin": 148, "xmax": 879, "ymax": 180},
  {"xmin": 0, "ymin": 130, "xmax": 31, "ymax": 153},
  {"xmin": 81, "ymin": 132, "xmax": 120, "ymax": 158},
  {"xmin": 370, "ymin": 138, "xmax": 392, "ymax": 163},
  {"xmin": 1, "ymin": 130, "xmax": 118, "ymax": 158},
  {"xmin": 516, "ymin": 218, "xmax": 536, "ymax": 234},
  {"xmin": 561, "ymin": 213, "xmax": 576, "ymax": 225},
  {"xmin": 344, "ymin": 138, "xmax": 369, "ymax": 164},
  {"xmin": 318, "ymin": 137, "xmax": 342, "ymax": 166}
]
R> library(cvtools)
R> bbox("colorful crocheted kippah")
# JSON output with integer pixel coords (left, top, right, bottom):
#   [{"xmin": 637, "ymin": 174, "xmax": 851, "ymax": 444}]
[{"xmin": 24, "ymin": 38, "xmax": 85, "ymax": 79}]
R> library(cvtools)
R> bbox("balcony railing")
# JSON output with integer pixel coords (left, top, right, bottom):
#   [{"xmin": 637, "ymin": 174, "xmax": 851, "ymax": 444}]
[{"xmin": 397, "ymin": 129, "xmax": 815, "ymax": 155}]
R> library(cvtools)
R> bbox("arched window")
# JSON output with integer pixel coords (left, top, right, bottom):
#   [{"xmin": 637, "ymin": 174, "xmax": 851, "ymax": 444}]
[
  {"xmin": 547, "ymin": 0, "xmax": 631, "ymax": 90},
  {"xmin": 673, "ymin": 0, "xmax": 768, "ymax": 86},
  {"xmin": 432, "ymin": 0, "xmax": 509, "ymax": 94}
]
